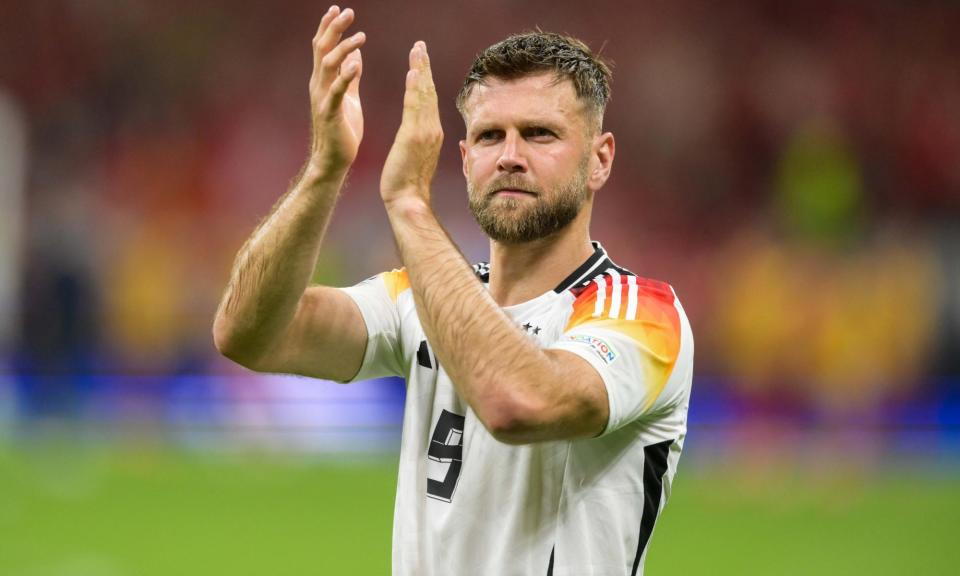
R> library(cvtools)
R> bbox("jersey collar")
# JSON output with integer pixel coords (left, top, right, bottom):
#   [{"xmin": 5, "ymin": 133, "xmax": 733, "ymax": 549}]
[
  {"xmin": 552, "ymin": 241, "xmax": 608, "ymax": 293},
  {"xmin": 472, "ymin": 241, "xmax": 610, "ymax": 293}
]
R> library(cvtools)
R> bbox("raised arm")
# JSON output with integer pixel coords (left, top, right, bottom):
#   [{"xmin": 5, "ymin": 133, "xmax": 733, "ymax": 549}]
[
  {"xmin": 379, "ymin": 44, "xmax": 610, "ymax": 444},
  {"xmin": 213, "ymin": 6, "xmax": 368, "ymax": 381}
]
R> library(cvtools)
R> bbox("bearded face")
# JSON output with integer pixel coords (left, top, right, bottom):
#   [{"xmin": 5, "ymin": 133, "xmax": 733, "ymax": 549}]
[{"xmin": 468, "ymin": 155, "xmax": 590, "ymax": 244}]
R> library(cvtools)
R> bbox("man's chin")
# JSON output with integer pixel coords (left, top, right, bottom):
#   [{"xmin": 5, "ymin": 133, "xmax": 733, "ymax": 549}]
[
  {"xmin": 480, "ymin": 216, "xmax": 561, "ymax": 244},
  {"xmin": 470, "ymin": 194, "xmax": 583, "ymax": 244}
]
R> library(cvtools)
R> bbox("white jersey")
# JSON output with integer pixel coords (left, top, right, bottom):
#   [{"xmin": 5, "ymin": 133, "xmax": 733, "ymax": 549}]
[{"xmin": 340, "ymin": 242, "xmax": 694, "ymax": 576}]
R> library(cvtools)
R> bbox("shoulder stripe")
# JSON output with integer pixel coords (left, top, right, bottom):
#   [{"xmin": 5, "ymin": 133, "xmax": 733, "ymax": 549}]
[
  {"xmin": 587, "ymin": 270, "xmax": 648, "ymax": 321},
  {"xmin": 607, "ymin": 268, "xmax": 622, "ymax": 319},
  {"xmin": 593, "ymin": 276, "xmax": 607, "ymax": 317},
  {"xmin": 625, "ymin": 275, "xmax": 639, "ymax": 320},
  {"xmin": 574, "ymin": 273, "xmax": 677, "ymax": 326}
]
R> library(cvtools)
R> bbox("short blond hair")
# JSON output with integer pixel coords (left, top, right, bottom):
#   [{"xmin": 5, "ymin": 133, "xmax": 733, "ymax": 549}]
[{"xmin": 456, "ymin": 31, "xmax": 612, "ymax": 129}]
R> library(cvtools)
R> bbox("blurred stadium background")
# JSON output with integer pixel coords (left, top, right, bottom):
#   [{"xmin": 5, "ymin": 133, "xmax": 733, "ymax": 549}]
[{"xmin": 1, "ymin": 0, "xmax": 959, "ymax": 574}]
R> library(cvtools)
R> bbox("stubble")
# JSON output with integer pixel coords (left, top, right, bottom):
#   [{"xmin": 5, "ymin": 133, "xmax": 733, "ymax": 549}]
[{"xmin": 468, "ymin": 156, "xmax": 590, "ymax": 244}]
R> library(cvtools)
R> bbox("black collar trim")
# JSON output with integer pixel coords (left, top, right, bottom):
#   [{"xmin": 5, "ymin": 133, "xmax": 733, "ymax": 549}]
[
  {"xmin": 552, "ymin": 241, "xmax": 608, "ymax": 293},
  {"xmin": 473, "ymin": 241, "xmax": 612, "ymax": 293}
]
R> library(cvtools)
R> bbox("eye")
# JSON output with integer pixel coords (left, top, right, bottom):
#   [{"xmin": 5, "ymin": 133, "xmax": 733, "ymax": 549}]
[
  {"xmin": 525, "ymin": 126, "xmax": 557, "ymax": 141},
  {"xmin": 476, "ymin": 130, "xmax": 503, "ymax": 143}
]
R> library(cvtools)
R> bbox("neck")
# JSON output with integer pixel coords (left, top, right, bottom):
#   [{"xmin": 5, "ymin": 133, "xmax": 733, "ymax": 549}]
[{"xmin": 487, "ymin": 209, "xmax": 594, "ymax": 307}]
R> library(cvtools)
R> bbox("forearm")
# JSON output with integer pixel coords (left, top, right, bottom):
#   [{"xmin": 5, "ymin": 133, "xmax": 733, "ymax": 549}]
[
  {"xmin": 213, "ymin": 164, "xmax": 345, "ymax": 362},
  {"xmin": 386, "ymin": 198, "xmax": 557, "ymax": 433},
  {"xmin": 376, "ymin": 41, "xmax": 607, "ymax": 442}
]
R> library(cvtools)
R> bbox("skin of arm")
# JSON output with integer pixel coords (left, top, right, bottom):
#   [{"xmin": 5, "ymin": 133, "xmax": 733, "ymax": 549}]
[
  {"xmin": 213, "ymin": 6, "xmax": 369, "ymax": 382},
  {"xmin": 380, "ymin": 43, "xmax": 610, "ymax": 444}
]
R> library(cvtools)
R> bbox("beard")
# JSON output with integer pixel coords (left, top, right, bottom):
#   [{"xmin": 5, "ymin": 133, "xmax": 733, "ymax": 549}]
[{"xmin": 467, "ymin": 157, "xmax": 590, "ymax": 244}]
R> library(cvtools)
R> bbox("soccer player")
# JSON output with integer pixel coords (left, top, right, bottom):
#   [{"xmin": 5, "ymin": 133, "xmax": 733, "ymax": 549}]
[{"xmin": 213, "ymin": 5, "xmax": 694, "ymax": 575}]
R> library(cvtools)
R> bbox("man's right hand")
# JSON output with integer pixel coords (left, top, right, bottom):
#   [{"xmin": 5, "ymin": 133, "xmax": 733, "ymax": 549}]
[
  {"xmin": 308, "ymin": 6, "xmax": 365, "ymax": 177},
  {"xmin": 214, "ymin": 5, "xmax": 370, "ymax": 382}
]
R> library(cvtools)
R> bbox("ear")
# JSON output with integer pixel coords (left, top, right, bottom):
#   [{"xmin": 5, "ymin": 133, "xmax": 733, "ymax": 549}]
[
  {"xmin": 587, "ymin": 132, "xmax": 615, "ymax": 192},
  {"xmin": 459, "ymin": 139, "xmax": 469, "ymax": 179}
]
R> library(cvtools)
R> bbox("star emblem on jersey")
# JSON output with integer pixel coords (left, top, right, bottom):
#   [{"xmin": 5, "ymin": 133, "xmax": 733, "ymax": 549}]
[{"xmin": 521, "ymin": 322, "xmax": 542, "ymax": 335}]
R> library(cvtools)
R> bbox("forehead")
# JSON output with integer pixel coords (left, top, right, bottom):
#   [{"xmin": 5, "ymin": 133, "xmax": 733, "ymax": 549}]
[{"xmin": 462, "ymin": 73, "xmax": 586, "ymax": 129}]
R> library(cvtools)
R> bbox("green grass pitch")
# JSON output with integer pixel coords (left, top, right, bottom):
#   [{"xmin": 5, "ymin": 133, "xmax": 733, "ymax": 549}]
[{"xmin": 1, "ymin": 444, "xmax": 958, "ymax": 575}]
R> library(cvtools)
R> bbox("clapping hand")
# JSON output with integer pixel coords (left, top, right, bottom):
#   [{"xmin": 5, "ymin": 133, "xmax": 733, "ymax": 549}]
[
  {"xmin": 380, "ymin": 42, "xmax": 444, "ymax": 208},
  {"xmin": 307, "ymin": 6, "xmax": 366, "ymax": 177}
]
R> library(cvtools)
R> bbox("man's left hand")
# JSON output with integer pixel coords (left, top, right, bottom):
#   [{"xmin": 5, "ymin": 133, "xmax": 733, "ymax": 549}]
[{"xmin": 380, "ymin": 42, "xmax": 444, "ymax": 209}]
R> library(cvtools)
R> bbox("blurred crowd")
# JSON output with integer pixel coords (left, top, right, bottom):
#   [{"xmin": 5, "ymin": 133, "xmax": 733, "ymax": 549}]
[{"xmin": 1, "ymin": 0, "xmax": 958, "ymax": 427}]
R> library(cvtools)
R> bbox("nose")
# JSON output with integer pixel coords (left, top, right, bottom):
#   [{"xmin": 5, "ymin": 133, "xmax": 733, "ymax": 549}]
[{"xmin": 496, "ymin": 132, "xmax": 527, "ymax": 174}]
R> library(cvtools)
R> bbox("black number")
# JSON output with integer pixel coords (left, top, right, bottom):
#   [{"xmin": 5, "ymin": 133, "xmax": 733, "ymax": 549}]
[
  {"xmin": 426, "ymin": 409, "xmax": 466, "ymax": 502},
  {"xmin": 417, "ymin": 340, "xmax": 433, "ymax": 368}
]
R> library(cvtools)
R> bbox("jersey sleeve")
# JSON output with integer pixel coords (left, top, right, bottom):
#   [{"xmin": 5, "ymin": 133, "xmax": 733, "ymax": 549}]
[
  {"xmin": 548, "ymin": 274, "xmax": 690, "ymax": 435},
  {"xmin": 337, "ymin": 269, "xmax": 409, "ymax": 381}
]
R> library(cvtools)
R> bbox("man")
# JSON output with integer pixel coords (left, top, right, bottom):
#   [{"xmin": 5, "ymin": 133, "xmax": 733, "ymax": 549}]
[{"xmin": 213, "ymin": 5, "xmax": 693, "ymax": 575}]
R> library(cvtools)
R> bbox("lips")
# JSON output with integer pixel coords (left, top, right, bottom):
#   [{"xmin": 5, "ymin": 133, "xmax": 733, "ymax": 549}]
[{"xmin": 492, "ymin": 188, "xmax": 537, "ymax": 197}]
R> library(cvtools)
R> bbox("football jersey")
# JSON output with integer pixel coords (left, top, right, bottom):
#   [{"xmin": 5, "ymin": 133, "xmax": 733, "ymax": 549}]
[{"xmin": 339, "ymin": 242, "xmax": 694, "ymax": 576}]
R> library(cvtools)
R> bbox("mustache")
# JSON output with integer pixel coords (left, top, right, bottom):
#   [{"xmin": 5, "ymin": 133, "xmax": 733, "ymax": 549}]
[{"xmin": 483, "ymin": 176, "xmax": 540, "ymax": 196}]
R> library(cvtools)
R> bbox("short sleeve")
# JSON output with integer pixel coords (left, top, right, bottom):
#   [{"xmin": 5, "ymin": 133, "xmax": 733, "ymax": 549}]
[
  {"xmin": 548, "ymin": 274, "xmax": 691, "ymax": 435},
  {"xmin": 337, "ymin": 269, "xmax": 408, "ymax": 381}
]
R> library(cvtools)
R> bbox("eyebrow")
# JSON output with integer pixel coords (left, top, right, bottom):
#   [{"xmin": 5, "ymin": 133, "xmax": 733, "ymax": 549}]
[{"xmin": 469, "ymin": 119, "xmax": 568, "ymax": 136}]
